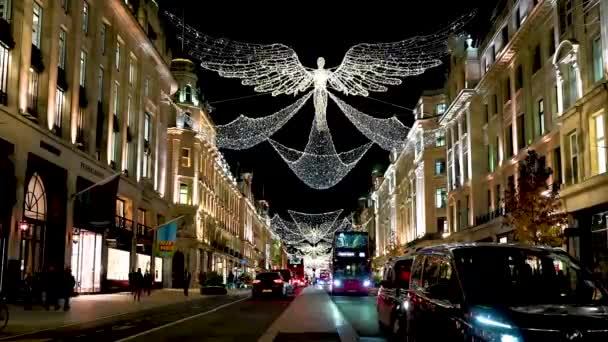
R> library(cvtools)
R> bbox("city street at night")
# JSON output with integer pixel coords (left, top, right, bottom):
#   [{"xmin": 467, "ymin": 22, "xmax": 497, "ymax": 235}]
[
  {"xmin": 4, "ymin": 0, "xmax": 608, "ymax": 340},
  {"xmin": 0, "ymin": 287, "xmax": 386, "ymax": 342}
]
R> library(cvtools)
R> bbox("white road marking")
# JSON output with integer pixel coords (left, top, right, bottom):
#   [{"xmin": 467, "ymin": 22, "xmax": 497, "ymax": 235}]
[{"xmin": 114, "ymin": 296, "xmax": 249, "ymax": 342}]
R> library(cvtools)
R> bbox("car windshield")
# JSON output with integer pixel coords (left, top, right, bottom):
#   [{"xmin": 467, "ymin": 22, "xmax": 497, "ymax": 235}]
[
  {"xmin": 278, "ymin": 270, "xmax": 291, "ymax": 281},
  {"xmin": 454, "ymin": 247, "xmax": 607, "ymax": 306},
  {"xmin": 334, "ymin": 261, "xmax": 370, "ymax": 278},
  {"xmin": 256, "ymin": 273, "xmax": 280, "ymax": 281}
]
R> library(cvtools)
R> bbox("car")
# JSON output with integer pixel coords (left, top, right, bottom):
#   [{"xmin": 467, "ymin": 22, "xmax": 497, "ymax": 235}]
[
  {"xmin": 317, "ymin": 272, "xmax": 331, "ymax": 285},
  {"xmin": 252, "ymin": 272, "xmax": 287, "ymax": 298},
  {"xmin": 376, "ymin": 255, "xmax": 414, "ymax": 338},
  {"xmin": 404, "ymin": 243, "xmax": 608, "ymax": 341},
  {"xmin": 277, "ymin": 269, "xmax": 295, "ymax": 294}
]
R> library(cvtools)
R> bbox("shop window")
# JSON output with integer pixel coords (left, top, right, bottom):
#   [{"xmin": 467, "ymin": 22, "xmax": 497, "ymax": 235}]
[
  {"xmin": 181, "ymin": 148, "xmax": 191, "ymax": 167},
  {"xmin": 24, "ymin": 173, "xmax": 46, "ymax": 221}
]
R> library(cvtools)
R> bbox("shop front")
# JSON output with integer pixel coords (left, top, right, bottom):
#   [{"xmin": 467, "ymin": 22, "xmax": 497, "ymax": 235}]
[
  {"xmin": 71, "ymin": 228, "xmax": 103, "ymax": 293},
  {"xmin": 20, "ymin": 154, "xmax": 67, "ymax": 277},
  {"xmin": 104, "ymin": 218, "xmax": 134, "ymax": 291}
]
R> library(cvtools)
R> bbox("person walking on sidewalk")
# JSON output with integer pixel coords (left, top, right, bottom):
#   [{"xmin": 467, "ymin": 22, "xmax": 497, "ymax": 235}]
[
  {"xmin": 62, "ymin": 268, "xmax": 76, "ymax": 311},
  {"xmin": 133, "ymin": 268, "xmax": 144, "ymax": 302},
  {"xmin": 183, "ymin": 270, "xmax": 191, "ymax": 296},
  {"xmin": 227, "ymin": 271, "xmax": 235, "ymax": 289},
  {"xmin": 44, "ymin": 265, "xmax": 61, "ymax": 311},
  {"xmin": 143, "ymin": 271, "xmax": 152, "ymax": 296}
]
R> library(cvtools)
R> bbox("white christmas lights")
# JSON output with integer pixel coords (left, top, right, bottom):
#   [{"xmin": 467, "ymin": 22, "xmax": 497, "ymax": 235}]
[
  {"xmin": 166, "ymin": 11, "xmax": 474, "ymax": 133},
  {"xmin": 215, "ymin": 91, "xmax": 312, "ymax": 149},
  {"xmin": 269, "ymin": 120, "xmax": 373, "ymax": 189},
  {"xmin": 329, "ymin": 93, "xmax": 410, "ymax": 151}
]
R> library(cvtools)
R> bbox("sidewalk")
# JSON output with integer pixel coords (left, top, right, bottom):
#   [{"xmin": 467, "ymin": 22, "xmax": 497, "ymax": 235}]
[{"xmin": 2, "ymin": 288, "xmax": 250, "ymax": 337}]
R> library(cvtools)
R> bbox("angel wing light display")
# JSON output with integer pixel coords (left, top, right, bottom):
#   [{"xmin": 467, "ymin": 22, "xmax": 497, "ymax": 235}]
[{"xmin": 165, "ymin": 11, "xmax": 474, "ymax": 189}]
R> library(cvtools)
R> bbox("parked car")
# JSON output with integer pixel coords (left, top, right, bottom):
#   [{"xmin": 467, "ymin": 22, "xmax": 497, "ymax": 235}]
[
  {"xmin": 252, "ymin": 272, "xmax": 287, "ymax": 298},
  {"xmin": 404, "ymin": 243, "xmax": 608, "ymax": 341},
  {"xmin": 376, "ymin": 255, "xmax": 414, "ymax": 338}
]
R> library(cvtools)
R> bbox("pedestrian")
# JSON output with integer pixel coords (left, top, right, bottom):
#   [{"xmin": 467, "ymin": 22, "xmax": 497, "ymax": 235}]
[
  {"xmin": 128, "ymin": 269, "xmax": 135, "ymax": 297},
  {"xmin": 133, "ymin": 268, "xmax": 144, "ymax": 302},
  {"xmin": 143, "ymin": 271, "xmax": 152, "ymax": 296},
  {"xmin": 183, "ymin": 270, "xmax": 191, "ymax": 296},
  {"xmin": 23, "ymin": 272, "xmax": 34, "ymax": 310},
  {"xmin": 227, "ymin": 271, "xmax": 235, "ymax": 289},
  {"xmin": 44, "ymin": 265, "xmax": 61, "ymax": 311},
  {"xmin": 62, "ymin": 268, "xmax": 76, "ymax": 311}
]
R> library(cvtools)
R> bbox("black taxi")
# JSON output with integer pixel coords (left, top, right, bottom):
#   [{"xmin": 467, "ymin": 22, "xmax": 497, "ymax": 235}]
[{"xmin": 377, "ymin": 255, "xmax": 414, "ymax": 338}]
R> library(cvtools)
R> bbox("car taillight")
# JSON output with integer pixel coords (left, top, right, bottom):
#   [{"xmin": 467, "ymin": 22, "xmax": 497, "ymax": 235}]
[
  {"xmin": 253, "ymin": 279, "xmax": 261, "ymax": 284},
  {"xmin": 273, "ymin": 279, "xmax": 283, "ymax": 284}
]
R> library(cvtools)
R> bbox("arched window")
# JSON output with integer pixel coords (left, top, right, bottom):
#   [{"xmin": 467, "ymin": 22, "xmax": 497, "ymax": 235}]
[
  {"xmin": 24, "ymin": 173, "xmax": 46, "ymax": 221},
  {"xmin": 184, "ymin": 85, "xmax": 192, "ymax": 103},
  {"xmin": 553, "ymin": 40, "xmax": 582, "ymax": 114}
]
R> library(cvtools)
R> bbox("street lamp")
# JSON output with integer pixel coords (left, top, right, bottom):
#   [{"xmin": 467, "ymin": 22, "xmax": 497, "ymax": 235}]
[{"xmin": 19, "ymin": 220, "xmax": 29, "ymax": 232}]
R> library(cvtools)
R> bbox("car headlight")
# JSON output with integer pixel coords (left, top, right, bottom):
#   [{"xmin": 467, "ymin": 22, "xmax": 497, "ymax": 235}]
[
  {"xmin": 333, "ymin": 279, "xmax": 342, "ymax": 287},
  {"xmin": 363, "ymin": 279, "xmax": 371, "ymax": 287},
  {"xmin": 472, "ymin": 308, "xmax": 521, "ymax": 342}
]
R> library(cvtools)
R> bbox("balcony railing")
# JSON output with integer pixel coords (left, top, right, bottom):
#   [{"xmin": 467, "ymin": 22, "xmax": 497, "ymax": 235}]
[
  {"xmin": 475, "ymin": 208, "xmax": 505, "ymax": 226},
  {"xmin": 115, "ymin": 215, "xmax": 134, "ymax": 230}
]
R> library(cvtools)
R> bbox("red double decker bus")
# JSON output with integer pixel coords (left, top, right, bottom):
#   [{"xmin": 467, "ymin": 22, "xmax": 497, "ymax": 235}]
[{"xmin": 331, "ymin": 231, "xmax": 371, "ymax": 295}]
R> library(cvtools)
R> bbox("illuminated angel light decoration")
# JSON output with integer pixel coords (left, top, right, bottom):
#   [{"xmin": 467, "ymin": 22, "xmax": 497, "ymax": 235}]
[
  {"xmin": 269, "ymin": 121, "xmax": 373, "ymax": 189},
  {"xmin": 215, "ymin": 91, "xmax": 312, "ymax": 149},
  {"xmin": 329, "ymin": 93, "xmax": 410, "ymax": 151},
  {"xmin": 166, "ymin": 11, "xmax": 474, "ymax": 133},
  {"xmin": 288, "ymin": 209, "xmax": 343, "ymax": 245},
  {"xmin": 165, "ymin": 11, "xmax": 473, "ymax": 187}
]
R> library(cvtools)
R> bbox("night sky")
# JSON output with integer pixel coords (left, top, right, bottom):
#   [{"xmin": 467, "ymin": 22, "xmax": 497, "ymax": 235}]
[{"xmin": 159, "ymin": 1, "xmax": 494, "ymax": 217}]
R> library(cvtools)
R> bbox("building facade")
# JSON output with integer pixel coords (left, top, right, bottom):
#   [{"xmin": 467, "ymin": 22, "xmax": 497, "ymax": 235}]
[
  {"xmin": 437, "ymin": 0, "xmax": 608, "ymax": 277},
  {"xmin": 371, "ymin": 91, "xmax": 449, "ymax": 256},
  {"xmin": 166, "ymin": 58, "xmax": 275, "ymax": 286},
  {"xmin": 0, "ymin": 0, "xmax": 177, "ymax": 293}
]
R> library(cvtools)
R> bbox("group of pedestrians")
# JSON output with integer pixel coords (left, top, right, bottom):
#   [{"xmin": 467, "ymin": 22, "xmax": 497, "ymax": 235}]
[
  {"xmin": 128, "ymin": 268, "xmax": 153, "ymax": 302},
  {"xmin": 23, "ymin": 266, "xmax": 76, "ymax": 311}
]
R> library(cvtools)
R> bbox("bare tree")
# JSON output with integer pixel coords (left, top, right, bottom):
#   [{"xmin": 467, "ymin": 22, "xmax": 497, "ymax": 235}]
[{"xmin": 503, "ymin": 150, "xmax": 568, "ymax": 246}]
